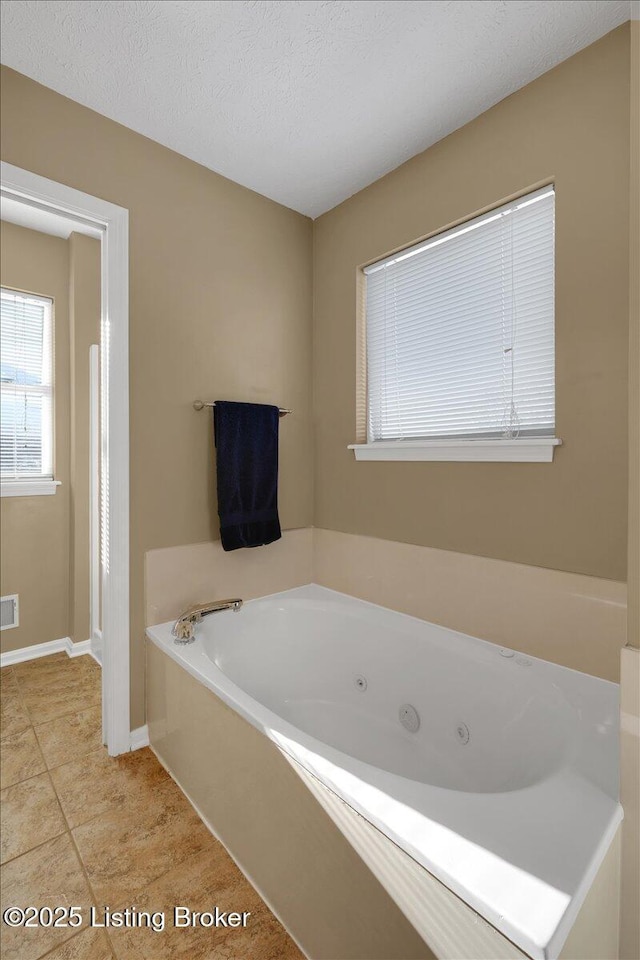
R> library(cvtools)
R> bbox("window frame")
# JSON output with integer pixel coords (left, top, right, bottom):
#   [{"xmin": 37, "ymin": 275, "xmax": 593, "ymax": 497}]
[
  {"xmin": 351, "ymin": 187, "xmax": 562, "ymax": 463},
  {"xmin": 0, "ymin": 287, "xmax": 59, "ymax": 496}
]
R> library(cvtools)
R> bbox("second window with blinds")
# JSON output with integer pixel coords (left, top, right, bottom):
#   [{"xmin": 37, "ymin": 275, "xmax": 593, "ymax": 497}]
[
  {"xmin": 351, "ymin": 186, "xmax": 561, "ymax": 462},
  {"xmin": 0, "ymin": 288, "xmax": 58, "ymax": 495}
]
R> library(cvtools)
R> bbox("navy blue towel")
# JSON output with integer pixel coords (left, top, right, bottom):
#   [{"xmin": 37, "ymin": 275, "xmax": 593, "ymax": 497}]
[{"xmin": 213, "ymin": 401, "xmax": 282, "ymax": 551}]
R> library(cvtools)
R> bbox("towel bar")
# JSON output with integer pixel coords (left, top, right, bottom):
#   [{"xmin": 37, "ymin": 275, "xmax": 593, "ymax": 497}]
[{"xmin": 193, "ymin": 400, "xmax": 292, "ymax": 416}]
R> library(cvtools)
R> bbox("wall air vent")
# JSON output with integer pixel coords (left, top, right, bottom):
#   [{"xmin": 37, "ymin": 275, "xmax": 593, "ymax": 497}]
[{"xmin": 0, "ymin": 595, "xmax": 19, "ymax": 630}]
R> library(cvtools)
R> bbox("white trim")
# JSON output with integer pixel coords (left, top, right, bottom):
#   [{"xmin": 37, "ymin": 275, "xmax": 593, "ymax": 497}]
[
  {"xmin": 1, "ymin": 161, "xmax": 130, "ymax": 756},
  {"xmin": 349, "ymin": 438, "xmax": 562, "ymax": 462},
  {"xmin": 0, "ymin": 636, "xmax": 96, "ymax": 668},
  {"xmin": 130, "ymin": 724, "xmax": 150, "ymax": 750},
  {"xmin": 1, "ymin": 480, "xmax": 61, "ymax": 497},
  {"xmin": 92, "ymin": 627, "xmax": 103, "ymax": 666},
  {"xmin": 1, "ymin": 637, "xmax": 69, "ymax": 666},
  {"xmin": 64, "ymin": 637, "xmax": 93, "ymax": 658},
  {"xmin": 1, "ymin": 195, "xmax": 78, "ymax": 239},
  {"xmin": 89, "ymin": 344, "xmax": 101, "ymax": 652}
]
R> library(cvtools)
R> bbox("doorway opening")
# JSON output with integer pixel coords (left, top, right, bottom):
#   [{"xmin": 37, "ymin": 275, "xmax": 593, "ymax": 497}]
[{"xmin": 1, "ymin": 161, "xmax": 130, "ymax": 756}]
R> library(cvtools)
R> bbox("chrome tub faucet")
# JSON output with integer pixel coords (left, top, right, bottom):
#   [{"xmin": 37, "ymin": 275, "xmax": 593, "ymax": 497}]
[{"xmin": 172, "ymin": 598, "xmax": 243, "ymax": 644}]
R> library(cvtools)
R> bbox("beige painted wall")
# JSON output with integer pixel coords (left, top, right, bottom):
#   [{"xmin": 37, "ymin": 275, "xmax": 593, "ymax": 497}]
[
  {"xmin": 0, "ymin": 66, "xmax": 314, "ymax": 726},
  {"xmin": 628, "ymin": 19, "xmax": 639, "ymax": 649},
  {"xmin": 313, "ymin": 25, "xmax": 630, "ymax": 583},
  {"xmin": 68, "ymin": 233, "xmax": 100, "ymax": 645},
  {"xmin": 0, "ymin": 221, "xmax": 70, "ymax": 652}
]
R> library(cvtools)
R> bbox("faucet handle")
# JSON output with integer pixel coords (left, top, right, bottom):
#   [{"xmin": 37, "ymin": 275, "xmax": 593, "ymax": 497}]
[
  {"xmin": 171, "ymin": 599, "xmax": 242, "ymax": 645},
  {"xmin": 173, "ymin": 619, "xmax": 196, "ymax": 644}
]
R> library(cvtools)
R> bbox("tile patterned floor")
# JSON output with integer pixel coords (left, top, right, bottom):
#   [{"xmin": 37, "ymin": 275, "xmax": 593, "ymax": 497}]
[{"xmin": 0, "ymin": 654, "xmax": 303, "ymax": 960}]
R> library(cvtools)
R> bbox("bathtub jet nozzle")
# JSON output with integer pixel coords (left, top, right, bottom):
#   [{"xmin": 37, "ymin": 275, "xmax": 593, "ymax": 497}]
[{"xmin": 172, "ymin": 598, "xmax": 243, "ymax": 644}]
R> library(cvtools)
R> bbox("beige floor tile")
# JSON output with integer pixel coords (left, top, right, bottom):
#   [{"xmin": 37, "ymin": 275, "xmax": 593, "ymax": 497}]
[
  {"xmin": 1, "ymin": 666, "xmax": 19, "ymax": 687},
  {"xmin": 72, "ymin": 778, "xmax": 214, "ymax": 907},
  {"xmin": 15, "ymin": 654, "xmax": 97, "ymax": 684},
  {"xmin": 0, "ymin": 771, "xmax": 66, "ymax": 864},
  {"xmin": 34, "ymin": 705, "xmax": 103, "ymax": 770},
  {"xmin": 0, "ymin": 727, "xmax": 46, "ymax": 790},
  {"xmin": 16, "ymin": 654, "xmax": 98, "ymax": 695},
  {"xmin": 0, "ymin": 833, "xmax": 94, "ymax": 960},
  {"xmin": 10, "ymin": 654, "xmax": 72, "ymax": 695},
  {"xmin": 1, "ymin": 683, "xmax": 31, "ymax": 739},
  {"xmin": 106, "ymin": 843, "xmax": 302, "ymax": 960},
  {"xmin": 38, "ymin": 927, "xmax": 114, "ymax": 959},
  {"xmin": 51, "ymin": 747, "xmax": 171, "ymax": 828},
  {"xmin": 21, "ymin": 680, "xmax": 101, "ymax": 726},
  {"xmin": 13, "ymin": 651, "xmax": 68, "ymax": 666},
  {"xmin": 12, "ymin": 653, "xmax": 74, "ymax": 681},
  {"xmin": 79, "ymin": 656, "xmax": 101, "ymax": 680}
]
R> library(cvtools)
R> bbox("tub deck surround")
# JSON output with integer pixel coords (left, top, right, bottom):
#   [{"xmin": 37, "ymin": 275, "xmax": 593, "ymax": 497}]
[
  {"xmin": 145, "ymin": 529, "xmax": 627, "ymax": 684},
  {"xmin": 312, "ymin": 529, "xmax": 627, "ymax": 685},
  {"xmin": 146, "ymin": 585, "xmax": 622, "ymax": 960},
  {"xmin": 145, "ymin": 528, "xmax": 314, "ymax": 628}
]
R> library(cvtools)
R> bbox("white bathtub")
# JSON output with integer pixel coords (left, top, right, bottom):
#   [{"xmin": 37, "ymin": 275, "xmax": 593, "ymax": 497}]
[{"xmin": 146, "ymin": 584, "xmax": 622, "ymax": 960}]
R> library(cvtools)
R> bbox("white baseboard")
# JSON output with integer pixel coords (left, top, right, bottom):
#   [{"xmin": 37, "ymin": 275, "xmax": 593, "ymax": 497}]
[
  {"xmin": 91, "ymin": 628, "xmax": 103, "ymax": 666},
  {"xmin": 130, "ymin": 724, "xmax": 149, "ymax": 750},
  {"xmin": 1, "ymin": 636, "xmax": 70, "ymax": 667},
  {"xmin": 0, "ymin": 636, "xmax": 96, "ymax": 668},
  {"xmin": 65, "ymin": 638, "xmax": 92, "ymax": 658}
]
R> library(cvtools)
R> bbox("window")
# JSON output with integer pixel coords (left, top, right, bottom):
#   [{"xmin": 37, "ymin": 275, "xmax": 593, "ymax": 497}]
[
  {"xmin": 1, "ymin": 289, "xmax": 58, "ymax": 495},
  {"xmin": 351, "ymin": 186, "xmax": 560, "ymax": 462}
]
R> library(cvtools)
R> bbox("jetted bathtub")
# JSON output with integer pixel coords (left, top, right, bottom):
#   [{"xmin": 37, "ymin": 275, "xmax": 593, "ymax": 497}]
[{"xmin": 146, "ymin": 584, "xmax": 622, "ymax": 960}]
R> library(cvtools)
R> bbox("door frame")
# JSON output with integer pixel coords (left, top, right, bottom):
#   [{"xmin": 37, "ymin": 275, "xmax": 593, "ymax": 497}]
[
  {"xmin": 89, "ymin": 343, "xmax": 102, "ymax": 666},
  {"xmin": 1, "ymin": 161, "xmax": 130, "ymax": 756}
]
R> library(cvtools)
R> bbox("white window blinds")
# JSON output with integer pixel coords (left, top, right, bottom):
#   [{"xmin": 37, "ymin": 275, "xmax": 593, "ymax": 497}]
[
  {"xmin": 364, "ymin": 187, "xmax": 555, "ymax": 443},
  {"xmin": 1, "ymin": 289, "xmax": 54, "ymax": 479}
]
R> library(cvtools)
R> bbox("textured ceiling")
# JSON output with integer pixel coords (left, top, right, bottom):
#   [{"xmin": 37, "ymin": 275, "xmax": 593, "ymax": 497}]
[{"xmin": 0, "ymin": 0, "xmax": 631, "ymax": 217}]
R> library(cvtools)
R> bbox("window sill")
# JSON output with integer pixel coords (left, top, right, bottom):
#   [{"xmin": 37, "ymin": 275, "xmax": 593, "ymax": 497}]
[
  {"xmin": 348, "ymin": 439, "xmax": 562, "ymax": 462},
  {"xmin": 1, "ymin": 480, "xmax": 61, "ymax": 497}
]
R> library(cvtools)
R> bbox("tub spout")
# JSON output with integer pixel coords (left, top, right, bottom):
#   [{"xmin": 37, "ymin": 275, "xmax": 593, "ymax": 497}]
[{"xmin": 172, "ymin": 599, "xmax": 243, "ymax": 644}]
